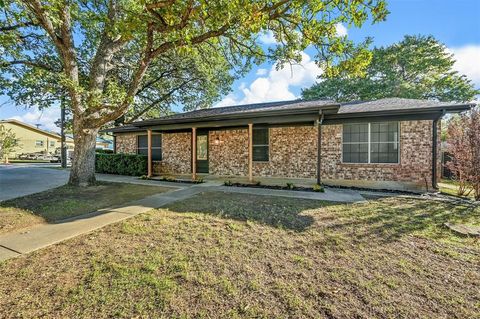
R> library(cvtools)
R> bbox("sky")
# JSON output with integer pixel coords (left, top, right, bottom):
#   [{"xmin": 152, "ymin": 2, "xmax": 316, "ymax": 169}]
[{"xmin": 1, "ymin": 0, "xmax": 479, "ymax": 133}]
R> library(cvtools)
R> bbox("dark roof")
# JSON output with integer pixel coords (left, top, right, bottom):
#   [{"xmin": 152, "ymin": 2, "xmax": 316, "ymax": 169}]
[
  {"xmin": 132, "ymin": 99, "xmax": 337, "ymax": 126},
  {"xmin": 103, "ymin": 98, "xmax": 473, "ymax": 133},
  {"xmin": 338, "ymin": 98, "xmax": 472, "ymax": 114}
]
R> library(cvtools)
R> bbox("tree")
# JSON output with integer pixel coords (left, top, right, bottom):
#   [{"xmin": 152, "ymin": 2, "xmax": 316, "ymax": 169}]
[
  {"xmin": 0, "ymin": 0, "xmax": 388, "ymax": 186},
  {"xmin": 302, "ymin": 35, "xmax": 479, "ymax": 102},
  {"xmin": 0, "ymin": 124, "xmax": 19, "ymax": 163},
  {"xmin": 445, "ymin": 107, "xmax": 480, "ymax": 200}
]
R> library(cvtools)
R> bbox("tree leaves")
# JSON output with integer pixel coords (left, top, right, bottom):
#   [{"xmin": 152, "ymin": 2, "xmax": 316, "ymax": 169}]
[{"xmin": 302, "ymin": 35, "xmax": 479, "ymax": 102}]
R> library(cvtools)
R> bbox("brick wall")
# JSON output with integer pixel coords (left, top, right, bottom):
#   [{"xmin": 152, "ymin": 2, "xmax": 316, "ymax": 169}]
[
  {"xmin": 114, "ymin": 132, "xmax": 191, "ymax": 175},
  {"xmin": 115, "ymin": 133, "xmax": 137, "ymax": 154},
  {"xmin": 155, "ymin": 132, "xmax": 191, "ymax": 175},
  {"xmin": 253, "ymin": 126, "xmax": 318, "ymax": 178},
  {"xmin": 320, "ymin": 120, "xmax": 437, "ymax": 189},
  {"xmin": 209, "ymin": 129, "xmax": 249, "ymax": 176}
]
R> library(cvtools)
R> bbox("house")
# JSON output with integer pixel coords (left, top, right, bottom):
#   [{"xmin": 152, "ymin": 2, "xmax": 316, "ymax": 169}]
[
  {"xmin": 0, "ymin": 119, "xmax": 112, "ymax": 160},
  {"xmin": 0, "ymin": 119, "xmax": 75, "ymax": 159},
  {"xmin": 105, "ymin": 98, "xmax": 472, "ymax": 191}
]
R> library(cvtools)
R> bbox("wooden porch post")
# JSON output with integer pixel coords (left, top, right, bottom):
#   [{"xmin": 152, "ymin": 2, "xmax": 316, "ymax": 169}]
[
  {"xmin": 192, "ymin": 127, "xmax": 197, "ymax": 180},
  {"xmin": 316, "ymin": 112, "xmax": 324, "ymax": 185},
  {"xmin": 147, "ymin": 129, "xmax": 152, "ymax": 177},
  {"xmin": 248, "ymin": 123, "xmax": 253, "ymax": 182}
]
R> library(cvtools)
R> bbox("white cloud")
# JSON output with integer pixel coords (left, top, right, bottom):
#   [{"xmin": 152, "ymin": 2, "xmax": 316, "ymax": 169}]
[
  {"xmin": 258, "ymin": 30, "xmax": 278, "ymax": 45},
  {"xmin": 335, "ymin": 23, "xmax": 348, "ymax": 37},
  {"xmin": 448, "ymin": 45, "xmax": 480, "ymax": 87},
  {"xmin": 256, "ymin": 68, "xmax": 268, "ymax": 76},
  {"xmin": 10, "ymin": 106, "xmax": 61, "ymax": 133},
  {"xmin": 215, "ymin": 51, "xmax": 322, "ymax": 106}
]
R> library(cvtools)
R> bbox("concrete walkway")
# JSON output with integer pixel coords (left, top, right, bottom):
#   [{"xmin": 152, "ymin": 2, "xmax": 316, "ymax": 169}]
[
  {"xmin": 0, "ymin": 186, "xmax": 206, "ymax": 262},
  {"xmin": 0, "ymin": 180, "xmax": 364, "ymax": 262}
]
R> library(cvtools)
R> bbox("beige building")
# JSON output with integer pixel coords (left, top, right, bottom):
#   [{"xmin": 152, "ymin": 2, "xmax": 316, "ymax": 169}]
[{"xmin": 0, "ymin": 119, "xmax": 74, "ymax": 159}]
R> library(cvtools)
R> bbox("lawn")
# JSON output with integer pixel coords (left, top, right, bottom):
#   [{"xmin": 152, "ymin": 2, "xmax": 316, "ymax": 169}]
[
  {"xmin": 438, "ymin": 179, "xmax": 476, "ymax": 200},
  {"xmin": 0, "ymin": 182, "xmax": 171, "ymax": 235},
  {"xmin": 0, "ymin": 192, "xmax": 479, "ymax": 318}
]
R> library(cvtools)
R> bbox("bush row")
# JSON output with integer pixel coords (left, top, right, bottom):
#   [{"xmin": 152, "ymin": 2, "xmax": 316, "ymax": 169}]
[{"xmin": 95, "ymin": 153, "xmax": 147, "ymax": 176}]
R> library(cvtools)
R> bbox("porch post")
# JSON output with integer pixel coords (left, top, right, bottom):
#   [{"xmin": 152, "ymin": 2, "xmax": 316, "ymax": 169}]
[
  {"xmin": 248, "ymin": 123, "xmax": 253, "ymax": 182},
  {"xmin": 147, "ymin": 129, "xmax": 152, "ymax": 177},
  {"xmin": 316, "ymin": 112, "xmax": 324, "ymax": 185},
  {"xmin": 192, "ymin": 127, "xmax": 197, "ymax": 180}
]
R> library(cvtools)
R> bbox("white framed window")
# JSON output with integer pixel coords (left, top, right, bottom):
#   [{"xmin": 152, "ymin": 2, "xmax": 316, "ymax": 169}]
[
  {"xmin": 342, "ymin": 122, "xmax": 399, "ymax": 164},
  {"xmin": 35, "ymin": 140, "xmax": 44, "ymax": 147},
  {"xmin": 252, "ymin": 127, "xmax": 269, "ymax": 161}
]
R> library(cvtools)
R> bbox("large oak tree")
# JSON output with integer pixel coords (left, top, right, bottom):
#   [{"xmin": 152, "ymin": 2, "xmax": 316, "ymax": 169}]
[{"xmin": 0, "ymin": 0, "xmax": 387, "ymax": 186}]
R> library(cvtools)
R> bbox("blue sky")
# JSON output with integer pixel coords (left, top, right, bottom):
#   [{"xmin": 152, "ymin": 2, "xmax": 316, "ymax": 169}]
[{"xmin": 1, "ymin": 0, "xmax": 479, "ymax": 132}]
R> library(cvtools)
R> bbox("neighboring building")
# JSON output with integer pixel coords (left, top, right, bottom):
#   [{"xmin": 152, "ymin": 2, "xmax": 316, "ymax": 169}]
[
  {"xmin": 0, "ymin": 119, "xmax": 74, "ymax": 159},
  {"xmin": 1, "ymin": 119, "xmax": 112, "ymax": 159},
  {"xmin": 105, "ymin": 98, "xmax": 472, "ymax": 191},
  {"xmin": 65, "ymin": 134, "xmax": 113, "ymax": 150}
]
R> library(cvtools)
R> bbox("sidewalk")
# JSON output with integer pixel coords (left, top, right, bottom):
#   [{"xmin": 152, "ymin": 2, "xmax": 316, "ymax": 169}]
[{"xmin": 0, "ymin": 186, "xmax": 206, "ymax": 262}]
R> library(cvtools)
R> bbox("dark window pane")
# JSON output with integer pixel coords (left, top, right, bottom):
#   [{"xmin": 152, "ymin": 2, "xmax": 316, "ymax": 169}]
[
  {"xmin": 152, "ymin": 135, "xmax": 162, "ymax": 148},
  {"xmin": 253, "ymin": 128, "xmax": 269, "ymax": 145},
  {"xmin": 138, "ymin": 148, "xmax": 148, "ymax": 156},
  {"xmin": 138, "ymin": 135, "xmax": 148, "ymax": 148},
  {"xmin": 152, "ymin": 148, "xmax": 162, "ymax": 161},
  {"xmin": 359, "ymin": 152, "xmax": 368, "ymax": 163},
  {"xmin": 253, "ymin": 145, "xmax": 269, "ymax": 161}
]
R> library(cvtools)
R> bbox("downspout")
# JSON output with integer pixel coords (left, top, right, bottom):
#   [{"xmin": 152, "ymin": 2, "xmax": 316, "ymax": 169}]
[
  {"xmin": 432, "ymin": 110, "xmax": 445, "ymax": 189},
  {"xmin": 316, "ymin": 111, "xmax": 324, "ymax": 185}
]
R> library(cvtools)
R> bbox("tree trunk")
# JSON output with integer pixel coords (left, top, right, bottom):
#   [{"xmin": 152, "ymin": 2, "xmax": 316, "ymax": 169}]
[{"xmin": 68, "ymin": 125, "xmax": 98, "ymax": 186}]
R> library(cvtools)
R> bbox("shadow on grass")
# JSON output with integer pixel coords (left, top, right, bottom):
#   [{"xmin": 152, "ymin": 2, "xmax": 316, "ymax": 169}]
[
  {"xmin": 165, "ymin": 191, "xmax": 480, "ymax": 242},
  {"xmin": 164, "ymin": 191, "xmax": 340, "ymax": 232}
]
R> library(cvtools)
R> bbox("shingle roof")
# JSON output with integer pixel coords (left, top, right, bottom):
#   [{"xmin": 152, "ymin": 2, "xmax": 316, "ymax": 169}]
[
  {"xmin": 337, "ymin": 98, "xmax": 470, "ymax": 114},
  {"xmin": 133, "ymin": 99, "xmax": 337, "ymax": 125},
  {"xmin": 103, "ymin": 98, "xmax": 473, "ymax": 133}
]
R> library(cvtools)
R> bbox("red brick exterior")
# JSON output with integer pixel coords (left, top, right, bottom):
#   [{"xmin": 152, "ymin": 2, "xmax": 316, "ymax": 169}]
[
  {"xmin": 253, "ymin": 126, "xmax": 318, "ymax": 178},
  {"xmin": 114, "ymin": 120, "xmax": 440, "ymax": 191},
  {"xmin": 154, "ymin": 132, "xmax": 191, "ymax": 175},
  {"xmin": 321, "ymin": 120, "xmax": 439, "ymax": 190},
  {"xmin": 209, "ymin": 129, "xmax": 249, "ymax": 176}
]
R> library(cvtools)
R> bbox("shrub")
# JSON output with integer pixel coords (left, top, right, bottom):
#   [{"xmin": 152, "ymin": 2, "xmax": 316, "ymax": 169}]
[
  {"xmin": 95, "ymin": 153, "xmax": 148, "ymax": 176},
  {"xmin": 313, "ymin": 184, "xmax": 325, "ymax": 192},
  {"xmin": 286, "ymin": 182, "xmax": 295, "ymax": 190},
  {"xmin": 95, "ymin": 148, "xmax": 114, "ymax": 154},
  {"xmin": 224, "ymin": 180, "xmax": 233, "ymax": 186}
]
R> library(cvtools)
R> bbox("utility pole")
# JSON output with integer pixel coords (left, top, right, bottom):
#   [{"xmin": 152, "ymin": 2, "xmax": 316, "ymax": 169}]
[{"xmin": 60, "ymin": 101, "xmax": 67, "ymax": 168}]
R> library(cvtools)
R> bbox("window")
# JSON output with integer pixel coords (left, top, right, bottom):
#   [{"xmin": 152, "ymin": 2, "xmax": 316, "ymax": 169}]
[
  {"xmin": 253, "ymin": 127, "xmax": 269, "ymax": 161},
  {"xmin": 137, "ymin": 134, "xmax": 162, "ymax": 161},
  {"xmin": 35, "ymin": 140, "xmax": 44, "ymax": 147},
  {"xmin": 342, "ymin": 122, "xmax": 399, "ymax": 164},
  {"xmin": 49, "ymin": 141, "xmax": 55, "ymax": 147}
]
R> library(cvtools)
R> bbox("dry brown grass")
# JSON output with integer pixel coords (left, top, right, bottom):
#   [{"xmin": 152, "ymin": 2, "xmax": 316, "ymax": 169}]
[{"xmin": 0, "ymin": 192, "xmax": 478, "ymax": 318}]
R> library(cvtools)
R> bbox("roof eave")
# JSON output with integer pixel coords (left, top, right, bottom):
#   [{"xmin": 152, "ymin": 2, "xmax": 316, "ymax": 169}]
[{"xmin": 131, "ymin": 103, "xmax": 340, "ymax": 127}]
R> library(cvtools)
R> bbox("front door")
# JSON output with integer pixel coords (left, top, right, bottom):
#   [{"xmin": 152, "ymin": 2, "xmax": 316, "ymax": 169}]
[{"xmin": 196, "ymin": 131, "xmax": 209, "ymax": 173}]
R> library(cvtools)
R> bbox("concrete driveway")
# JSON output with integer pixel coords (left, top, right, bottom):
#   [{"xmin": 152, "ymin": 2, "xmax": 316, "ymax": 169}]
[{"xmin": 0, "ymin": 164, "xmax": 69, "ymax": 201}]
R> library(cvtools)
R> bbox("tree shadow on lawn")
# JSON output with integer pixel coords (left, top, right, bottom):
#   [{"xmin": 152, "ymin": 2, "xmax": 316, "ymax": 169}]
[
  {"xmin": 165, "ymin": 191, "xmax": 480, "ymax": 243},
  {"xmin": 164, "ymin": 191, "xmax": 340, "ymax": 232}
]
